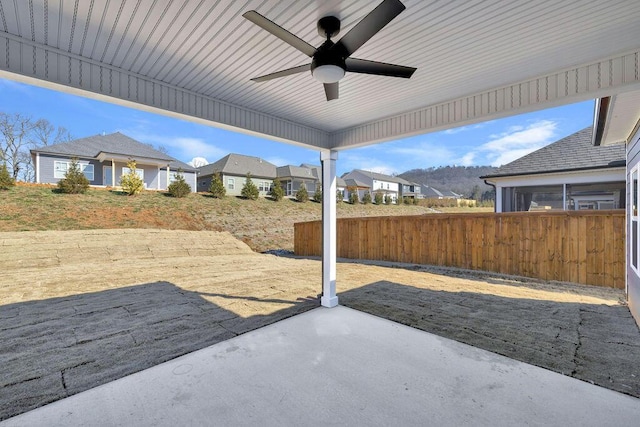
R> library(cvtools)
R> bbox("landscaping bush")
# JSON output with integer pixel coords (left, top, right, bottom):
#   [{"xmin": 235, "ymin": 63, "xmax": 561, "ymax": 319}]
[
  {"xmin": 295, "ymin": 184, "xmax": 309, "ymax": 202},
  {"xmin": 374, "ymin": 191, "xmax": 384, "ymax": 205},
  {"xmin": 312, "ymin": 187, "xmax": 322, "ymax": 202},
  {"xmin": 336, "ymin": 189, "xmax": 344, "ymax": 202},
  {"xmin": 362, "ymin": 191, "xmax": 372, "ymax": 204},
  {"xmin": 120, "ymin": 160, "xmax": 144, "ymax": 195},
  {"xmin": 348, "ymin": 186, "xmax": 359, "ymax": 204},
  {"xmin": 209, "ymin": 172, "xmax": 226, "ymax": 198},
  {"xmin": 167, "ymin": 170, "xmax": 191, "ymax": 198},
  {"xmin": 269, "ymin": 177, "xmax": 284, "ymax": 201},
  {"xmin": 57, "ymin": 158, "xmax": 89, "ymax": 194},
  {"xmin": 241, "ymin": 173, "xmax": 259, "ymax": 200},
  {"xmin": 403, "ymin": 196, "xmax": 412, "ymax": 205},
  {"xmin": 384, "ymin": 194, "xmax": 393, "ymax": 205},
  {"xmin": 0, "ymin": 162, "xmax": 15, "ymax": 190}
]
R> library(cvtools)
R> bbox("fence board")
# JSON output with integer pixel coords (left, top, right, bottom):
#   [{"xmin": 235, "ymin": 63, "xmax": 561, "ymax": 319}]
[{"xmin": 293, "ymin": 211, "xmax": 625, "ymax": 288}]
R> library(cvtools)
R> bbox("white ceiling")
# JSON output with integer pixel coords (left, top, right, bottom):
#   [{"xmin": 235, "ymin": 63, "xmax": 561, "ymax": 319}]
[{"xmin": 1, "ymin": 0, "xmax": 640, "ymax": 150}]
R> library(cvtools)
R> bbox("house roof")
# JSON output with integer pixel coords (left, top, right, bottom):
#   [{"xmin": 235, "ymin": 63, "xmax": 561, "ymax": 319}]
[
  {"xmin": 481, "ymin": 127, "xmax": 626, "ymax": 179},
  {"xmin": 277, "ymin": 165, "xmax": 318, "ymax": 180},
  {"xmin": 198, "ymin": 153, "xmax": 276, "ymax": 179},
  {"xmin": 421, "ymin": 186, "xmax": 444, "ymax": 198},
  {"xmin": 342, "ymin": 169, "xmax": 410, "ymax": 185},
  {"xmin": 30, "ymin": 132, "xmax": 196, "ymax": 171},
  {"xmin": 344, "ymin": 178, "xmax": 370, "ymax": 189}
]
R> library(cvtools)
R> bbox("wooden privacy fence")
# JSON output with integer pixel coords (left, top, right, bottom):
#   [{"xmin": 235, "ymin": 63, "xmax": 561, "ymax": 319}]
[{"xmin": 294, "ymin": 211, "xmax": 625, "ymax": 288}]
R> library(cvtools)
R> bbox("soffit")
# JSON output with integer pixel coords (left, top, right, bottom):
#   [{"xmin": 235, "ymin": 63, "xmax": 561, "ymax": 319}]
[{"xmin": 1, "ymin": 0, "xmax": 640, "ymax": 149}]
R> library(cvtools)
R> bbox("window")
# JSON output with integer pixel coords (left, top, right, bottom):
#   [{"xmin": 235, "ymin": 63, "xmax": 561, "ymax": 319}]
[
  {"xmin": 54, "ymin": 161, "xmax": 94, "ymax": 181},
  {"xmin": 259, "ymin": 181, "xmax": 270, "ymax": 192},
  {"xmin": 54, "ymin": 161, "xmax": 68, "ymax": 178},
  {"xmin": 80, "ymin": 164, "xmax": 94, "ymax": 181},
  {"xmin": 122, "ymin": 167, "xmax": 144, "ymax": 179},
  {"xmin": 228, "ymin": 178, "xmax": 235, "ymax": 190}
]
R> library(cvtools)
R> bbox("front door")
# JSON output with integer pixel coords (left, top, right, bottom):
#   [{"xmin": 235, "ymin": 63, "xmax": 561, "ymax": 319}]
[{"xmin": 103, "ymin": 166, "xmax": 112, "ymax": 186}]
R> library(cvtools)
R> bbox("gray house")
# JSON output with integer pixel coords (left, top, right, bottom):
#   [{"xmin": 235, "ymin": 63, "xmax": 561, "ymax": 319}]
[
  {"xmin": 30, "ymin": 132, "xmax": 197, "ymax": 191},
  {"xmin": 197, "ymin": 153, "xmax": 277, "ymax": 196},
  {"xmin": 481, "ymin": 127, "xmax": 626, "ymax": 212},
  {"xmin": 276, "ymin": 165, "xmax": 320, "ymax": 197}
]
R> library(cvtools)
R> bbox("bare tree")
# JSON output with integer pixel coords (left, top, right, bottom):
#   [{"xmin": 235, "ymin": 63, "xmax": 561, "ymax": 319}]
[
  {"xmin": 22, "ymin": 119, "xmax": 73, "ymax": 181},
  {"xmin": 0, "ymin": 113, "xmax": 34, "ymax": 180}
]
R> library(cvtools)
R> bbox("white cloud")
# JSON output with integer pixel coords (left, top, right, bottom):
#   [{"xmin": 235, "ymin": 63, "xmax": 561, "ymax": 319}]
[
  {"xmin": 462, "ymin": 120, "xmax": 558, "ymax": 167},
  {"xmin": 264, "ymin": 156, "xmax": 290, "ymax": 167},
  {"xmin": 388, "ymin": 142, "xmax": 457, "ymax": 168},
  {"xmin": 188, "ymin": 157, "xmax": 209, "ymax": 167},
  {"xmin": 339, "ymin": 153, "xmax": 397, "ymax": 176}
]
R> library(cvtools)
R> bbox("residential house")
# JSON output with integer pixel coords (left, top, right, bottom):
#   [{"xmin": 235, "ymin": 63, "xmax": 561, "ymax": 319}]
[
  {"xmin": 276, "ymin": 165, "xmax": 320, "ymax": 197},
  {"xmin": 341, "ymin": 169, "xmax": 401, "ymax": 203},
  {"xmin": 196, "ymin": 153, "xmax": 276, "ymax": 196},
  {"xmin": 30, "ymin": 132, "xmax": 197, "ymax": 191},
  {"xmin": 400, "ymin": 180, "xmax": 422, "ymax": 199},
  {"xmin": 343, "ymin": 177, "xmax": 371, "ymax": 202},
  {"xmin": 420, "ymin": 185, "xmax": 445, "ymax": 199},
  {"xmin": 481, "ymin": 127, "xmax": 626, "ymax": 212}
]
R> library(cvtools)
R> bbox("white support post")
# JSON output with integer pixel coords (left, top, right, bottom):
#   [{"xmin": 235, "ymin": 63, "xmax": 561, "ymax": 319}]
[
  {"xmin": 562, "ymin": 183, "xmax": 567, "ymax": 210},
  {"xmin": 157, "ymin": 166, "xmax": 161, "ymax": 190},
  {"xmin": 111, "ymin": 159, "xmax": 115, "ymax": 187},
  {"xmin": 495, "ymin": 185, "xmax": 503, "ymax": 213},
  {"xmin": 166, "ymin": 165, "xmax": 170, "ymax": 190},
  {"xmin": 35, "ymin": 152, "xmax": 40, "ymax": 183},
  {"xmin": 320, "ymin": 150, "xmax": 339, "ymax": 308}
]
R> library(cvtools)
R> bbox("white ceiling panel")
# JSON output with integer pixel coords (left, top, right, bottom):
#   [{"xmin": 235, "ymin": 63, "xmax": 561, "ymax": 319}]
[{"xmin": 1, "ymin": 0, "xmax": 640, "ymax": 149}]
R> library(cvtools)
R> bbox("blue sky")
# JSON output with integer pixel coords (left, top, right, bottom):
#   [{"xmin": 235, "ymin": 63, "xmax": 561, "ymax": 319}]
[{"xmin": 0, "ymin": 77, "xmax": 594, "ymax": 176}]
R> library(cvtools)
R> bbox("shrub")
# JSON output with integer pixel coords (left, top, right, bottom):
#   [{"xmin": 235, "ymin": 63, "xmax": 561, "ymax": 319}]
[
  {"xmin": 241, "ymin": 173, "xmax": 259, "ymax": 200},
  {"xmin": 209, "ymin": 172, "xmax": 226, "ymax": 198},
  {"xmin": 296, "ymin": 184, "xmax": 309, "ymax": 202},
  {"xmin": 120, "ymin": 160, "xmax": 144, "ymax": 196},
  {"xmin": 167, "ymin": 170, "xmax": 191, "ymax": 198},
  {"xmin": 313, "ymin": 186, "xmax": 322, "ymax": 202},
  {"xmin": 336, "ymin": 189, "xmax": 344, "ymax": 202},
  {"xmin": 374, "ymin": 191, "xmax": 384, "ymax": 205},
  {"xmin": 57, "ymin": 157, "xmax": 89, "ymax": 194},
  {"xmin": 362, "ymin": 191, "xmax": 372, "ymax": 204},
  {"xmin": 403, "ymin": 196, "xmax": 412, "ymax": 205},
  {"xmin": 347, "ymin": 186, "xmax": 359, "ymax": 204},
  {"xmin": 269, "ymin": 177, "xmax": 284, "ymax": 201},
  {"xmin": 384, "ymin": 194, "xmax": 393, "ymax": 205},
  {"xmin": 0, "ymin": 162, "xmax": 15, "ymax": 190}
]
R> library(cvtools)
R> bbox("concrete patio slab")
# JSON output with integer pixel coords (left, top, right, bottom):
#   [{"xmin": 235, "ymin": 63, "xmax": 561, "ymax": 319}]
[{"xmin": 3, "ymin": 306, "xmax": 639, "ymax": 426}]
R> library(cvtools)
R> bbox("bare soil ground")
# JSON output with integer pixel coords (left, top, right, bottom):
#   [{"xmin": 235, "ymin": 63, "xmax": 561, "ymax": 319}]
[{"xmin": 1, "ymin": 229, "xmax": 639, "ymax": 421}]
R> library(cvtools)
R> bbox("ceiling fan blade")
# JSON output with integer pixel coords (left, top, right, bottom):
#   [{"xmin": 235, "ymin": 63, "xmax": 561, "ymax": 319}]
[
  {"xmin": 332, "ymin": 0, "xmax": 405, "ymax": 57},
  {"xmin": 243, "ymin": 11, "xmax": 316, "ymax": 57},
  {"xmin": 345, "ymin": 58, "xmax": 416, "ymax": 78},
  {"xmin": 324, "ymin": 83, "xmax": 339, "ymax": 101},
  {"xmin": 251, "ymin": 64, "xmax": 311, "ymax": 82}
]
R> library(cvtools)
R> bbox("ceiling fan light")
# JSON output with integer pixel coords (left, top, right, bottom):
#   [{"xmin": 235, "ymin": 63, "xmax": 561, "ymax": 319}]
[{"xmin": 312, "ymin": 65, "xmax": 345, "ymax": 83}]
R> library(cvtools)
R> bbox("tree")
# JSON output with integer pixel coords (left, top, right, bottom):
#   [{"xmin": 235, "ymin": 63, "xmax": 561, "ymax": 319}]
[
  {"xmin": 167, "ymin": 170, "xmax": 191, "ymax": 198},
  {"xmin": 374, "ymin": 191, "xmax": 384, "ymax": 205},
  {"xmin": 57, "ymin": 158, "xmax": 89, "ymax": 194},
  {"xmin": 362, "ymin": 191, "xmax": 372, "ymax": 204},
  {"xmin": 0, "ymin": 112, "xmax": 33, "ymax": 180},
  {"xmin": 348, "ymin": 186, "xmax": 359, "ymax": 204},
  {"xmin": 336, "ymin": 189, "xmax": 344, "ymax": 202},
  {"xmin": 120, "ymin": 159, "xmax": 144, "ymax": 195},
  {"xmin": 384, "ymin": 194, "xmax": 393, "ymax": 205},
  {"xmin": 241, "ymin": 173, "xmax": 259, "ymax": 200},
  {"xmin": 0, "ymin": 162, "xmax": 15, "ymax": 190},
  {"xmin": 269, "ymin": 177, "xmax": 284, "ymax": 201},
  {"xmin": 296, "ymin": 184, "xmax": 309, "ymax": 202},
  {"xmin": 470, "ymin": 184, "xmax": 482, "ymax": 201},
  {"xmin": 209, "ymin": 172, "xmax": 226, "ymax": 198},
  {"xmin": 312, "ymin": 186, "xmax": 322, "ymax": 202}
]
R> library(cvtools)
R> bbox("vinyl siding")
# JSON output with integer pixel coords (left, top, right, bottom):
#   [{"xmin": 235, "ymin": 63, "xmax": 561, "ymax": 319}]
[
  {"xmin": 38, "ymin": 154, "xmax": 101, "ymax": 185},
  {"xmin": 627, "ymin": 126, "xmax": 640, "ymax": 325}
]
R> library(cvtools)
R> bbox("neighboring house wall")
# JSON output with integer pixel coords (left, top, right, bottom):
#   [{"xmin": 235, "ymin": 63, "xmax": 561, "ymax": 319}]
[
  {"xmin": 627, "ymin": 126, "xmax": 640, "ymax": 324},
  {"xmin": 221, "ymin": 174, "xmax": 273, "ymax": 197},
  {"xmin": 38, "ymin": 154, "xmax": 102, "ymax": 185}
]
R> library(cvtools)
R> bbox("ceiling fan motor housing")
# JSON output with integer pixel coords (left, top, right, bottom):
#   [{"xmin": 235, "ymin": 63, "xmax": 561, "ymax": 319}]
[{"xmin": 317, "ymin": 16, "xmax": 340, "ymax": 38}]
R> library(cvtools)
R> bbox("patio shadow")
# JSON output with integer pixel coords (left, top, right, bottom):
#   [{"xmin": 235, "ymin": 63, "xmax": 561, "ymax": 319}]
[
  {"xmin": 339, "ymin": 280, "xmax": 640, "ymax": 398},
  {"xmin": 0, "ymin": 281, "xmax": 318, "ymax": 421}
]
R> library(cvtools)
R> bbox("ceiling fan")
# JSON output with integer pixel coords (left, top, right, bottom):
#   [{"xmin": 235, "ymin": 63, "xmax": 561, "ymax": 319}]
[{"xmin": 243, "ymin": 0, "xmax": 416, "ymax": 101}]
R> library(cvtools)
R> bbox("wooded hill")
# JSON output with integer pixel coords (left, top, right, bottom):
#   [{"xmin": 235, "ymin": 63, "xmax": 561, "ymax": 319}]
[{"xmin": 399, "ymin": 165, "xmax": 497, "ymax": 200}]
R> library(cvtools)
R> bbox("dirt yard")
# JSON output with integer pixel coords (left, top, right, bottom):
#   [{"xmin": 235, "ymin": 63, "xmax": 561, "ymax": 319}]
[{"xmin": 1, "ymin": 229, "xmax": 639, "ymax": 421}]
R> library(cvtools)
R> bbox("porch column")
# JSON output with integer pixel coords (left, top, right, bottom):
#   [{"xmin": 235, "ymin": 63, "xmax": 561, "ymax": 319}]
[
  {"xmin": 320, "ymin": 150, "xmax": 339, "ymax": 308},
  {"xmin": 111, "ymin": 159, "xmax": 115, "ymax": 187},
  {"xmin": 495, "ymin": 185, "xmax": 503, "ymax": 213},
  {"xmin": 157, "ymin": 166, "xmax": 161, "ymax": 190},
  {"xmin": 35, "ymin": 152, "xmax": 40, "ymax": 183},
  {"xmin": 166, "ymin": 165, "xmax": 170, "ymax": 190}
]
